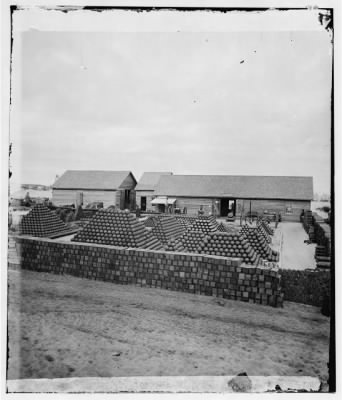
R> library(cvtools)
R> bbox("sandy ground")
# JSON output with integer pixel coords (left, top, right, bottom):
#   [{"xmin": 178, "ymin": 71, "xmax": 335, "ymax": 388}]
[
  {"xmin": 7, "ymin": 269, "xmax": 329, "ymax": 381},
  {"xmin": 277, "ymin": 223, "xmax": 316, "ymax": 270}
]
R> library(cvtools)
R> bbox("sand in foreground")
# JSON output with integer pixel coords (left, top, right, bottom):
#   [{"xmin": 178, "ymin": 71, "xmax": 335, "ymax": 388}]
[{"xmin": 7, "ymin": 269, "xmax": 329, "ymax": 380}]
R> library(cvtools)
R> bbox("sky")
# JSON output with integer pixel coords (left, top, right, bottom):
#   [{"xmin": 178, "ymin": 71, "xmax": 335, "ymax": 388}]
[{"xmin": 9, "ymin": 8, "xmax": 332, "ymax": 195}]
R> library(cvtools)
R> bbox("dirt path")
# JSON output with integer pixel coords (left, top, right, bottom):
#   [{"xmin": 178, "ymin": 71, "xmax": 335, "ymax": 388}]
[
  {"xmin": 7, "ymin": 269, "xmax": 329, "ymax": 380},
  {"xmin": 278, "ymin": 223, "xmax": 316, "ymax": 269}
]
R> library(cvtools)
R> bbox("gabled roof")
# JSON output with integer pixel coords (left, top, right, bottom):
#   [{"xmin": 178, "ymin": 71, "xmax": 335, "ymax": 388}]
[
  {"xmin": 154, "ymin": 175, "xmax": 313, "ymax": 200},
  {"xmin": 135, "ymin": 172, "xmax": 173, "ymax": 191},
  {"xmin": 52, "ymin": 170, "xmax": 136, "ymax": 190}
]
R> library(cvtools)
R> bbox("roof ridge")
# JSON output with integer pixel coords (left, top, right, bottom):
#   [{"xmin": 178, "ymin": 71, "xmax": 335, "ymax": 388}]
[{"xmin": 163, "ymin": 174, "xmax": 313, "ymax": 179}]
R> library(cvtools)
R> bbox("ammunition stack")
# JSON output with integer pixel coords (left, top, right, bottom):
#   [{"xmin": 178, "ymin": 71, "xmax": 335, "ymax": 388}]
[
  {"xmin": 217, "ymin": 223, "xmax": 228, "ymax": 232},
  {"xmin": 72, "ymin": 209, "xmax": 164, "ymax": 250},
  {"xmin": 143, "ymin": 216, "xmax": 159, "ymax": 228},
  {"xmin": 150, "ymin": 216, "xmax": 185, "ymax": 245},
  {"xmin": 196, "ymin": 232, "xmax": 261, "ymax": 265},
  {"xmin": 241, "ymin": 225, "xmax": 279, "ymax": 263},
  {"xmin": 190, "ymin": 215, "xmax": 220, "ymax": 234},
  {"xmin": 174, "ymin": 215, "xmax": 196, "ymax": 230},
  {"xmin": 19, "ymin": 204, "xmax": 76, "ymax": 238},
  {"xmin": 313, "ymin": 213, "xmax": 331, "ymax": 269},
  {"xmin": 302, "ymin": 210, "xmax": 315, "ymax": 241},
  {"xmin": 164, "ymin": 237, "xmax": 185, "ymax": 252},
  {"xmin": 181, "ymin": 230, "xmax": 207, "ymax": 253}
]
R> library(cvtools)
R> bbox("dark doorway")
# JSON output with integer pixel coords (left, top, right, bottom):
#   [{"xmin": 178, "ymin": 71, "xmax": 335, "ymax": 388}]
[
  {"xmin": 124, "ymin": 190, "xmax": 130, "ymax": 209},
  {"xmin": 141, "ymin": 196, "xmax": 146, "ymax": 211},
  {"xmin": 220, "ymin": 198, "xmax": 236, "ymax": 217},
  {"xmin": 220, "ymin": 199, "xmax": 229, "ymax": 216}
]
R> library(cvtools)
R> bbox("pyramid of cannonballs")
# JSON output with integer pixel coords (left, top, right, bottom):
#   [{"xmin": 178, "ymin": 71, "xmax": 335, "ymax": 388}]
[
  {"xmin": 143, "ymin": 215, "xmax": 159, "ymax": 228},
  {"xmin": 72, "ymin": 209, "xmax": 163, "ymax": 250},
  {"xmin": 165, "ymin": 237, "xmax": 185, "ymax": 252},
  {"xmin": 174, "ymin": 215, "xmax": 197, "ymax": 230},
  {"xmin": 217, "ymin": 222, "xmax": 227, "ymax": 232},
  {"xmin": 181, "ymin": 230, "xmax": 208, "ymax": 253},
  {"xmin": 151, "ymin": 215, "xmax": 185, "ymax": 245},
  {"xmin": 197, "ymin": 232, "xmax": 261, "ymax": 265},
  {"xmin": 240, "ymin": 225, "xmax": 279, "ymax": 262},
  {"xmin": 257, "ymin": 220, "xmax": 274, "ymax": 237},
  {"xmin": 19, "ymin": 204, "xmax": 75, "ymax": 238},
  {"xmin": 189, "ymin": 215, "xmax": 220, "ymax": 234}
]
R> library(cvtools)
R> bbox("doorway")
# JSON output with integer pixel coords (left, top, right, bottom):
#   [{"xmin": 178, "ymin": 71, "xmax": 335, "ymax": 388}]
[
  {"xmin": 220, "ymin": 198, "xmax": 236, "ymax": 217},
  {"xmin": 220, "ymin": 199, "xmax": 229, "ymax": 217},
  {"xmin": 141, "ymin": 196, "xmax": 146, "ymax": 211}
]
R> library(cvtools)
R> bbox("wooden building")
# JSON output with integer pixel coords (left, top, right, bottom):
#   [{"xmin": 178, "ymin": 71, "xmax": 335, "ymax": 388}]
[
  {"xmin": 153, "ymin": 175, "xmax": 313, "ymax": 221},
  {"xmin": 135, "ymin": 172, "xmax": 173, "ymax": 211},
  {"xmin": 52, "ymin": 170, "xmax": 137, "ymax": 209}
]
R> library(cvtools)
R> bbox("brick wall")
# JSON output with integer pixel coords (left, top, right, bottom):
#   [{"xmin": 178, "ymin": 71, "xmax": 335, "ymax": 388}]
[
  {"xmin": 280, "ymin": 269, "xmax": 330, "ymax": 307},
  {"xmin": 15, "ymin": 236, "xmax": 283, "ymax": 307}
]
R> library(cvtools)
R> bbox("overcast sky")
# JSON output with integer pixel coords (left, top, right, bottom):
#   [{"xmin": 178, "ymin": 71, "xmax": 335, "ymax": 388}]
[{"xmin": 10, "ymin": 9, "xmax": 332, "ymax": 195}]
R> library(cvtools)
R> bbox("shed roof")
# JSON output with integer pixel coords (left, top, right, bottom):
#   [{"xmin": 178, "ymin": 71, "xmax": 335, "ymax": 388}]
[
  {"xmin": 154, "ymin": 175, "xmax": 313, "ymax": 200},
  {"xmin": 136, "ymin": 172, "xmax": 173, "ymax": 191},
  {"xmin": 52, "ymin": 170, "xmax": 136, "ymax": 190}
]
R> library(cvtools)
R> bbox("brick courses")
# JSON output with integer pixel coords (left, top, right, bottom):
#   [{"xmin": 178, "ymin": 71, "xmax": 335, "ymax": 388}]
[{"xmin": 15, "ymin": 236, "xmax": 284, "ymax": 307}]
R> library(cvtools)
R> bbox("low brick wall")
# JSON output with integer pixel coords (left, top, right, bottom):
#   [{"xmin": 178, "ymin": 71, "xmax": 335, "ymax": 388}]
[
  {"xmin": 280, "ymin": 269, "xmax": 331, "ymax": 307},
  {"xmin": 15, "ymin": 236, "xmax": 283, "ymax": 307}
]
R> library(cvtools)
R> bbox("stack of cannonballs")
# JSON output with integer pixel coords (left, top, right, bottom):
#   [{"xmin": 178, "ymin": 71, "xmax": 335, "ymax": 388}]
[
  {"xmin": 165, "ymin": 237, "xmax": 185, "ymax": 252},
  {"xmin": 143, "ymin": 215, "xmax": 159, "ymax": 228},
  {"xmin": 151, "ymin": 215, "xmax": 185, "ymax": 245},
  {"xmin": 189, "ymin": 215, "xmax": 220, "ymax": 234},
  {"xmin": 258, "ymin": 220, "xmax": 274, "ymax": 236},
  {"xmin": 196, "ymin": 232, "xmax": 261, "ymax": 265},
  {"xmin": 72, "ymin": 209, "xmax": 163, "ymax": 250},
  {"xmin": 174, "ymin": 215, "xmax": 197, "ymax": 230},
  {"xmin": 302, "ymin": 210, "xmax": 314, "ymax": 233},
  {"xmin": 241, "ymin": 225, "xmax": 279, "ymax": 262},
  {"xmin": 217, "ymin": 223, "xmax": 227, "ymax": 232},
  {"xmin": 255, "ymin": 222, "xmax": 272, "ymax": 243},
  {"xmin": 181, "ymin": 230, "xmax": 207, "ymax": 253},
  {"xmin": 19, "ymin": 204, "xmax": 75, "ymax": 238}
]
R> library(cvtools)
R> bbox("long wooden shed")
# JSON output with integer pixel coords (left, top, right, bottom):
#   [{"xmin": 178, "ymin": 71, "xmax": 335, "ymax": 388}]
[
  {"xmin": 52, "ymin": 170, "xmax": 137, "ymax": 209},
  {"xmin": 153, "ymin": 174, "xmax": 313, "ymax": 221}
]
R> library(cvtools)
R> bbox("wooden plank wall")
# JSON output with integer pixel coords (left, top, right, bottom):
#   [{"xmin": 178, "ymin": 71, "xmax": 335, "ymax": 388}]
[
  {"xmin": 238, "ymin": 199, "xmax": 311, "ymax": 221},
  {"xmin": 136, "ymin": 190, "xmax": 154, "ymax": 211},
  {"xmin": 52, "ymin": 189, "xmax": 117, "ymax": 208},
  {"xmin": 173, "ymin": 197, "xmax": 214, "ymax": 215}
]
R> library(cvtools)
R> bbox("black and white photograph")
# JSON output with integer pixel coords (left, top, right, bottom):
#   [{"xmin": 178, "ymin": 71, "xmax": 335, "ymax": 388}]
[{"xmin": 1, "ymin": 1, "xmax": 338, "ymax": 395}]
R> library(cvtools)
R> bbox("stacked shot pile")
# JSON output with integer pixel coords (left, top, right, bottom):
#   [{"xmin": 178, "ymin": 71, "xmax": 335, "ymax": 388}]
[
  {"xmin": 165, "ymin": 237, "xmax": 185, "ymax": 252},
  {"xmin": 217, "ymin": 223, "xmax": 228, "ymax": 232},
  {"xmin": 302, "ymin": 210, "xmax": 315, "ymax": 241},
  {"xmin": 259, "ymin": 219, "xmax": 274, "ymax": 235},
  {"xmin": 19, "ymin": 204, "xmax": 76, "ymax": 238},
  {"xmin": 181, "ymin": 230, "xmax": 208, "ymax": 253},
  {"xmin": 72, "ymin": 209, "xmax": 163, "ymax": 250},
  {"xmin": 189, "ymin": 215, "xmax": 220, "ymax": 234},
  {"xmin": 143, "ymin": 216, "xmax": 159, "ymax": 228},
  {"xmin": 174, "ymin": 215, "xmax": 197, "ymax": 230},
  {"xmin": 151, "ymin": 216, "xmax": 185, "ymax": 245},
  {"xmin": 255, "ymin": 222, "xmax": 272, "ymax": 243},
  {"xmin": 241, "ymin": 225, "xmax": 279, "ymax": 262},
  {"xmin": 197, "ymin": 232, "xmax": 261, "ymax": 265}
]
